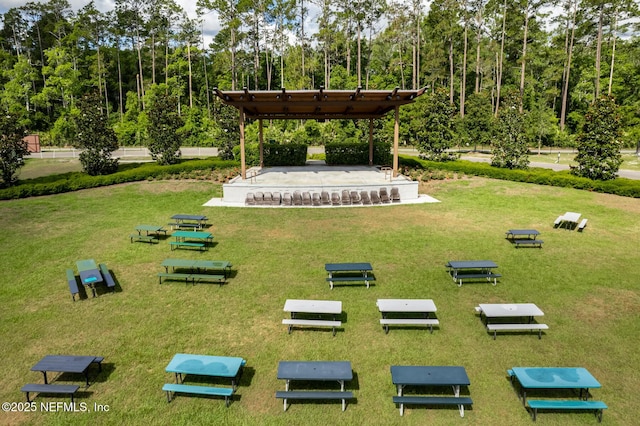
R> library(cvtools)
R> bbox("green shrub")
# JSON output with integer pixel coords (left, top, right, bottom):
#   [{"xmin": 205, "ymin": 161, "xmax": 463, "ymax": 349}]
[
  {"xmin": 325, "ymin": 142, "xmax": 391, "ymax": 165},
  {"xmin": 0, "ymin": 158, "xmax": 239, "ymax": 200},
  {"xmin": 400, "ymin": 156, "xmax": 640, "ymax": 198}
]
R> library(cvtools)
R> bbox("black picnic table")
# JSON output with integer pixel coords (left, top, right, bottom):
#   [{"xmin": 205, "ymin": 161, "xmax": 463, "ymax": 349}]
[{"xmin": 31, "ymin": 355, "xmax": 100, "ymax": 386}]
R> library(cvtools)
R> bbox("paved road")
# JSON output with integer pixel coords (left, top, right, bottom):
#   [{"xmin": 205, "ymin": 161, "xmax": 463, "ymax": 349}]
[
  {"xmin": 31, "ymin": 146, "xmax": 640, "ymax": 180},
  {"xmin": 458, "ymin": 155, "xmax": 640, "ymax": 180}
]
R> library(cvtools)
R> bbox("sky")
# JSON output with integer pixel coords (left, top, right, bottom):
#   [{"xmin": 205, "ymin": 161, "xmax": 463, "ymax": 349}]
[{"xmin": 0, "ymin": 0, "xmax": 224, "ymax": 47}]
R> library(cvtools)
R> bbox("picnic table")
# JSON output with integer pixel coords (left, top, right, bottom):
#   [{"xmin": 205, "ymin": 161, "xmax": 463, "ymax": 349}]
[
  {"xmin": 161, "ymin": 259, "xmax": 232, "ymax": 277},
  {"xmin": 505, "ymin": 229, "xmax": 544, "ymax": 248},
  {"xmin": 276, "ymin": 361, "xmax": 354, "ymax": 411},
  {"xmin": 282, "ymin": 299, "xmax": 342, "ymax": 335},
  {"xmin": 130, "ymin": 225, "xmax": 167, "ymax": 243},
  {"xmin": 557, "ymin": 212, "xmax": 581, "ymax": 229},
  {"xmin": 510, "ymin": 367, "xmax": 606, "ymax": 421},
  {"xmin": 505, "ymin": 229, "xmax": 540, "ymax": 239},
  {"xmin": 446, "ymin": 260, "xmax": 500, "ymax": 287},
  {"xmin": 324, "ymin": 262, "xmax": 375, "ymax": 289},
  {"xmin": 391, "ymin": 365, "xmax": 472, "ymax": 417},
  {"xmin": 31, "ymin": 355, "xmax": 102, "ymax": 386},
  {"xmin": 170, "ymin": 230, "xmax": 213, "ymax": 251},
  {"xmin": 135, "ymin": 224, "xmax": 168, "ymax": 236},
  {"xmin": 169, "ymin": 214, "xmax": 208, "ymax": 230},
  {"xmin": 165, "ymin": 353, "xmax": 246, "ymax": 388},
  {"xmin": 376, "ymin": 299, "xmax": 439, "ymax": 333},
  {"xmin": 76, "ymin": 259, "xmax": 103, "ymax": 296},
  {"xmin": 510, "ymin": 367, "xmax": 601, "ymax": 405},
  {"xmin": 477, "ymin": 303, "xmax": 548, "ymax": 339}
]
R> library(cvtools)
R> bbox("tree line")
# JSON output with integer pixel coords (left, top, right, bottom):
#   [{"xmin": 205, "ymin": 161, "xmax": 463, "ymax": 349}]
[{"xmin": 0, "ymin": 0, "xmax": 638, "ymax": 180}]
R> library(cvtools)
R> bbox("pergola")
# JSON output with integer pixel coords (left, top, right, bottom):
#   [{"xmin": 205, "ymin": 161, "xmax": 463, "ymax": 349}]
[{"xmin": 214, "ymin": 87, "xmax": 427, "ymax": 179}]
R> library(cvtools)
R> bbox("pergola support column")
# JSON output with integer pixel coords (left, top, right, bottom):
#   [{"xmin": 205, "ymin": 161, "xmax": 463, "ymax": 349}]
[
  {"xmin": 393, "ymin": 106, "xmax": 399, "ymax": 177},
  {"xmin": 259, "ymin": 119, "xmax": 264, "ymax": 168},
  {"xmin": 369, "ymin": 118, "xmax": 374, "ymax": 166},
  {"xmin": 239, "ymin": 106, "xmax": 246, "ymax": 180}
]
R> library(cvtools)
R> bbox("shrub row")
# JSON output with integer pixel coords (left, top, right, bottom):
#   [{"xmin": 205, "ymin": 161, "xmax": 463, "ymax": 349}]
[
  {"xmin": 0, "ymin": 158, "xmax": 239, "ymax": 200},
  {"xmin": 325, "ymin": 142, "xmax": 392, "ymax": 166},
  {"xmin": 233, "ymin": 143, "xmax": 307, "ymax": 166},
  {"xmin": 400, "ymin": 156, "xmax": 640, "ymax": 198}
]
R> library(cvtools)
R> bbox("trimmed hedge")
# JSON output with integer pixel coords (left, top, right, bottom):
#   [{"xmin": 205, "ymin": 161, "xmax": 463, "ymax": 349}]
[
  {"xmin": 0, "ymin": 158, "xmax": 239, "ymax": 200},
  {"xmin": 325, "ymin": 142, "xmax": 392, "ymax": 165},
  {"xmin": 234, "ymin": 143, "xmax": 307, "ymax": 166},
  {"xmin": 399, "ymin": 156, "xmax": 640, "ymax": 198}
]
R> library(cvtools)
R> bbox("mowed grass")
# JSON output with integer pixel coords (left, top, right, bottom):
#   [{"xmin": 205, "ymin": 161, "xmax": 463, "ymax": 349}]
[{"xmin": 0, "ymin": 178, "xmax": 638, "ymax": 426}]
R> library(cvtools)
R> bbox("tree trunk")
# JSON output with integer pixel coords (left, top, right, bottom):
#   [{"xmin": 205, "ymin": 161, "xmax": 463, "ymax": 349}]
[
  {"xmin": 187, "ymin": 42, "xmax": 193, "ymax": 108},
  {"xmin": 594, "ymin": 6, "xmax": 603, "ymax": 97},
  {"xmin": 449, "ymin": 37, "xmax": 454, "ymax": 104},
  {"xmin": 495, "ymin": 0, "xmax": 506, "ymax": 117},
  {"xmin": 519, "ymin": 3, "xmax": 530, "ymax": 113},
  {"xmin": 560, "ymin": 0, "xmax": 577, "ymax": 131},
  {"xmin": 608, "ymin": 8, "xmax": 618, "ymax": 96},
  {"xmin": 461, "ymin": 5, "xmax": 468, "ymax": 117}
]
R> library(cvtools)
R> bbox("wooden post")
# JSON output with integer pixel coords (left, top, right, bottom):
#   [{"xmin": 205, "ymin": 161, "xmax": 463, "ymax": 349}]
[
  {"xmin": 368, "ymin": 118, "xmax": 374, "ymax": 166},
  {"xmin": 239, "ymin": 106, "xmax": 246, "ymax": 180},
  {"xmin": 259, "ymin": 119, "xmax": 264, "ymax": 168},
  {"xmin": 393, "ymin": 106, "xmax": 399, "ymax": 177}
]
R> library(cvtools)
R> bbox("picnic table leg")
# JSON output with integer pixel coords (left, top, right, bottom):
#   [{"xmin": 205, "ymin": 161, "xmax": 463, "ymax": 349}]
[{"xmin": 41, "ymin": 372, "xmax": 48, "ymax": 384}]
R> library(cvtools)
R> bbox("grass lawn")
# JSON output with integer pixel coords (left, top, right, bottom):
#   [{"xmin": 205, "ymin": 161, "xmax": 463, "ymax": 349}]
[{"xmin": 0, "ymin": 177, "xmax": 638, "ymax": 425}]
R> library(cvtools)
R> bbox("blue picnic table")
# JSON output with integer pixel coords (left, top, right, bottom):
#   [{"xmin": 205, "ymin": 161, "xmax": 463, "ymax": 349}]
[
  {"xmin": 165, "ymin": 354, "xmax": 246, "ymax": 388},
  {"xmin": 76, "ymin": 259, "xmax": 102, "ymax": 296}
]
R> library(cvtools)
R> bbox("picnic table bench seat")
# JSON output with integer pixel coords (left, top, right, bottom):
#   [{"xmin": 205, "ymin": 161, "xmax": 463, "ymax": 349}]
[
  {"xmin": 514, "ymin": 239, "xmax": 544, "ymax": 248},
  {"xmin": 162, "ymin": 383, "xmax": 234, "ymax": 406},
  {"xmin": 189, "ymin": 273, "xmax": 226, "ymax": 286},
  {"xmin": 21, "ymin": 383, "xmax": 80, "ymax": 402},
  {"xmin": 276, "ymin": 390, "xmax": 354, "ymax": 411},
  {"xmin": 169, "ymin": 241, "xmax": 206, "ymax": 251},
  {"xmin": 325, "ymin": 275, "xmax": 376, "ymax": 288},
  {"xmin": 527, "ymin": 399, "xmax": 607, "ymax": 422},
  {"xmin": 486, "ymin": 323, "xmax": 548, "ymax": 339},
  {"xmin": 578, "ymin": 218, "xmax": 588, "ymax": 231},
  {"xmin": 455, "ymin": 273, "xmax": 501, "ymax": 286},
  {"xmin": 282, "ymin": 319, "xmax": 341, "ymax": 336},
  {"xmin": 66, "ymin": 269, "xmax": 79, "ymax": 301},
  {"xmin": 167, "ymin": 222, "xmax": 202, "ymax": 230},
  {"xmin": 130, "ymin": 234, "xmax": 158, "ymax": 244},
  {"xmin": 392, "ymin": 396, "xmax": 473, "ymax": 416},
  {"xmin": 158, "ymin": 272, "xmax": 225, "ymax": 285},
  {"xmin": 98, "ymin": 264, "xmax": 116, "ymax": 289},
  {"xmin": 380, "ymin": 318, "xmax": 439, "ymax": 334},
  {"xmin": 158, "ymin": 272, "xmax": 192, "ymax": 284}
]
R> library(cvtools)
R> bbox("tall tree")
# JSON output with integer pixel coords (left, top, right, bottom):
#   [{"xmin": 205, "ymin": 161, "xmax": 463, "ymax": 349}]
[
  {"xmin": 573, "ymin": 95, "xmax": 622, "ymax": 180},
  {"xmin": 491, "ymin": 91, "xmax": 529, "ymax": 169},
  {"xmin": 73, "ymin": 91, "xmax": 119, "ymax": 175},
  {"xmin": 0, "ymin": 112, "xmax": 29, "ymax": 187},
  {"xmin": 415, "ymin": 87, "xmax": 457, "ymax": 161},
  {"xmin": 147, "ymin": 92, "xmax": 184, "ymax": 164},
  {"xmin": 198, "ymin": 0, "xmax": 244, "ymax": 90}
]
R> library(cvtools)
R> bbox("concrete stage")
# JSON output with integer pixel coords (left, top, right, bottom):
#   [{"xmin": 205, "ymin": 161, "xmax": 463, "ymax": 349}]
[{"xmin": 204, "ymin": 164, "xmax": 440, "ymax": 207}]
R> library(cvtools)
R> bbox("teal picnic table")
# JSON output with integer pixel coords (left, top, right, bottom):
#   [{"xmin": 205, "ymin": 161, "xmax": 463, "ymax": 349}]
[
  {"xmin": 76, "ymin": 259, "xmax": 102, "ymax": 297},
  {"xmin": 170, "ymin": 230, "xmax": 214, "ymax": 251}
]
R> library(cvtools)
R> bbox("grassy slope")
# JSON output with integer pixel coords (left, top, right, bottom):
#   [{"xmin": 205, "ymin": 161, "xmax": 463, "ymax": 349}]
[{"xmin": 0, "ymin": 178, "xmax": 638, "ymax": 425}]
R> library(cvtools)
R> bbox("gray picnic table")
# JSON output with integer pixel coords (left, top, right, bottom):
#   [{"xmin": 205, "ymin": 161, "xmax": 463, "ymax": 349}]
[
  {"xmin": 31, "ymin": 355, "xmax": 100, "ymax": 386},
  {"xmin": 446, "ymin": 260, "xmax": 500, "ymax": 286}
]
